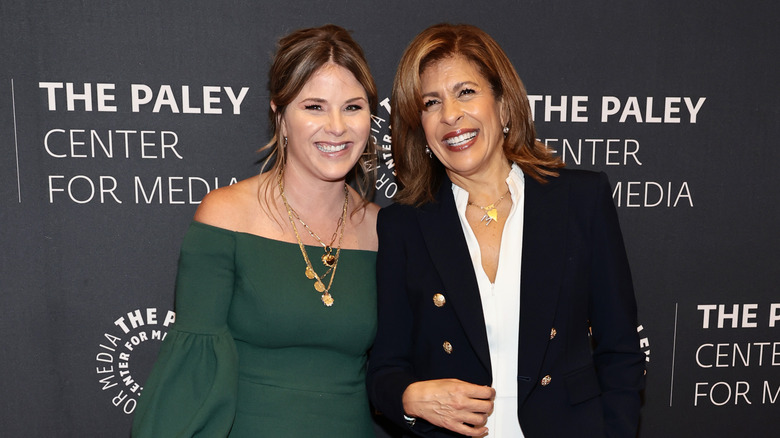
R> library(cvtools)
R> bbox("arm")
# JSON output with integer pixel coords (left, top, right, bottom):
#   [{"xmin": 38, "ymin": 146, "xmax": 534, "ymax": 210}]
[
  {"xmin": 588, "ymin": 172, "xmax": 646, "ymax": 437},
  {"xmin": 368, "ymin": 207, "xmax": 423, "ymax": 430},
  {"xmin": 368, "ymin": 207, "xmax": 493, "ymax": 437},
  {"xmin": 132, "ymin": 223, "xmax": 239, "ymax": 437}
]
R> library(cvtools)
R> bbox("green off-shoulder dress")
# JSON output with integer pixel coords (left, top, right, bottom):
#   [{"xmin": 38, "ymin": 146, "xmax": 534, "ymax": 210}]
[{"xmin": 132, "ymin": 222, "xmax": 377, "ymax": 437}]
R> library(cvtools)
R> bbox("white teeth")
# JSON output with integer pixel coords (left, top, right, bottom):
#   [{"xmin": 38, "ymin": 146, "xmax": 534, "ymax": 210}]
[
  {"xmin": 316, "ymin": 142, "xmax": 348, "ymax": 153},
  {"xmin": 444, "ymin": 132, "xmax": 476, "ymax": 147}
]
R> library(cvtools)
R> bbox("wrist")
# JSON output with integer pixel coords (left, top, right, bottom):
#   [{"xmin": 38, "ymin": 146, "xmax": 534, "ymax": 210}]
[
  {"xmin": 401, "ymin": 381, "xmax": 421, "ymax": 418},
  {"xmin": 401, "ymin": 382, "xmax": 420, "ymax": 427}
]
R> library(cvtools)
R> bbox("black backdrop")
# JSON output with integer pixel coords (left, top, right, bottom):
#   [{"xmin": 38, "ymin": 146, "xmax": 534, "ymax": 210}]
[{"xmin": 2, "ymin": 1, "xmax": 778, "ymax": 436}]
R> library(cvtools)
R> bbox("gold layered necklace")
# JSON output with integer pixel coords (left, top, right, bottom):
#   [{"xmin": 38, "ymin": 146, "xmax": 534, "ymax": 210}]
[
  {"xmin": 467, "ymin": 188, "xmax": 510, "ymax": 226},
  {"xmin": 278, "ymin": 172, "xmax": 348, "ymax": 307}
]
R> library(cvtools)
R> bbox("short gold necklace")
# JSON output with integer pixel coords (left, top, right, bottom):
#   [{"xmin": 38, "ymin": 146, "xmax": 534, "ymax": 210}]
[
  {"xmin": 278, "ymin": 173, "xmax": 348, "ymax": 307},
  {"xmin": 467, "ymin": 188, "xmax": 510, "ymax": 226}
]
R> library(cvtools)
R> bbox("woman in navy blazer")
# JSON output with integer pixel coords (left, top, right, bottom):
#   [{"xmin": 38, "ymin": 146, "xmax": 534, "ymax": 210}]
[{"xmin": 367, "ymin": 24, "xmax": 645, "ymax": 437}]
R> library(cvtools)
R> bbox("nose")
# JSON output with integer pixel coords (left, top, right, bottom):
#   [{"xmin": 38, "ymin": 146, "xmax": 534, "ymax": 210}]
[
  {"xmin": 326, "ymin": 109, "xmax": 346, "ymax": 136},
  {"xmin": 441, "ymin": 99, "xmax": 463, "ymax": 125}
]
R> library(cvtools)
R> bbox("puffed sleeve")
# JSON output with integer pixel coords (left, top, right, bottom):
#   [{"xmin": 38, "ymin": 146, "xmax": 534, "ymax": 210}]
[{"xmin": 132, "ymin": 222, "xmax": 239, "ymax": 438}]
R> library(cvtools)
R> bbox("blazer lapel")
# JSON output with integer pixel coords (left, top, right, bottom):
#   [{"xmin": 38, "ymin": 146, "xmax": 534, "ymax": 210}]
[
  {"xmin": 417, "ymin": 181, "xmax": 492, "ymax": 378},
  {"xmin": 518, "ymin": 176, "xmax": 569, "ymax": 392}
]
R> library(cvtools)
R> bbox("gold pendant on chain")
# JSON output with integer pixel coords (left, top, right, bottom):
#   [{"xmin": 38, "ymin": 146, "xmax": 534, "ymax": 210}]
[
  {"xmin": 321, "ymin": 253, "xmax": 336, "ymax": 267},
  {"xmin": 279, "ymin": 172, "xmax": 346, "ymax": 308},
  {"xmin": 480, "ymin": 206, "xmax": 499, "ymax": 225}
]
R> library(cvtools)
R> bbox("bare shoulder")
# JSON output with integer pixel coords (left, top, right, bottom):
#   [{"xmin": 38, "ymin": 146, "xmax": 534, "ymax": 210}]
[{"xmin": 194, "ymin": 176, "xmax": 260, "ymax": 231}]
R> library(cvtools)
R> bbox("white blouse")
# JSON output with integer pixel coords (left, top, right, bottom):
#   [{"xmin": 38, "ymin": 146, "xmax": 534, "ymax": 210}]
[{"xmin": 451, "ymin": 163, "xmax": 526, "ymax": 437}]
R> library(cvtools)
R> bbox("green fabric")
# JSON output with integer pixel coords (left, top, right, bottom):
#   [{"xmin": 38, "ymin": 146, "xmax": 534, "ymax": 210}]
[{"xmin": 132, "ymin": 221, "xmax": 377, "ymax": 437}]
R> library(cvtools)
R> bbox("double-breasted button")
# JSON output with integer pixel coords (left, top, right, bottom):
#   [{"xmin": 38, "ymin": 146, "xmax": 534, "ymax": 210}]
[
  {"xmin": 433, "ymin": 293, "xmax": 446, "ymax": 307},
  {"xmin": 541, "ymin": 375, "xmax": 552, "ymax": 386},
  {"xmin": 549, "ymin": 327, "xmax": 557, "ymax": 340},
  {"xmin": 442, "ymin": 341, "xmax": 453, "ymax": 354}
]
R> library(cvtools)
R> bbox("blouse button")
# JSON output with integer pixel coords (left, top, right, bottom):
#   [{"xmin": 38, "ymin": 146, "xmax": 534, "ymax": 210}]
[{"xmin": 442, "ymin": 341, "xmax": 453, "ymax": 354}]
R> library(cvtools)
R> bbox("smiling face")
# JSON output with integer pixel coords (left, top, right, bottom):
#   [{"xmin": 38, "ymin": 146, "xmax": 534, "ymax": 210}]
[
  {"xmin": 420, "ymin": 56, "xmax": 508, "ymax": 182},
  {"xmin": 277, "ymin": 62, "xmax": 371, "ymax": 184}
]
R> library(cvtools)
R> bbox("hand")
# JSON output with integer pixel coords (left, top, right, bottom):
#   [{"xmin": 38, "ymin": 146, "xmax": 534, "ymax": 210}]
[{"xmin": 402, "ymin": 378, "xmax": 495, "ymax": 437}]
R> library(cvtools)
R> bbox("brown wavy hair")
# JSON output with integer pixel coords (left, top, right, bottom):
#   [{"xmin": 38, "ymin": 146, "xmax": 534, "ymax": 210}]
[
  {"xmin": 391, "ymin": 23, "xmax": 563, "ymax": 205},
  {"xmin": 258, "ymin": 24, "xmax": 378, "ymax": 210}
]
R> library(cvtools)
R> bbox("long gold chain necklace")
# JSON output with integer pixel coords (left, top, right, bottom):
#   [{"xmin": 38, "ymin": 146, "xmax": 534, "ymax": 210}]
[
  {"xmin": 278, "ymin": 173, "xmax": 348, "ymax": 307},
  {"xmin": 467, "ymin": 188, "xmax": 510, "ymax": 226}
]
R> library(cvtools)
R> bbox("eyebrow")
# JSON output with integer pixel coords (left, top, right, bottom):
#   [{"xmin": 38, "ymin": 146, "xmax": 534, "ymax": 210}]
[
  {"xmin": 345, "ymin": 96, "xmax": 368, "ymax": 104},
  {"xmin": 421, "ymin": 81, "xmax": 479, "ymax": 98},
  {"xmin": 300, "ymin": 96, "xmax": 368, "ymax": 104}
]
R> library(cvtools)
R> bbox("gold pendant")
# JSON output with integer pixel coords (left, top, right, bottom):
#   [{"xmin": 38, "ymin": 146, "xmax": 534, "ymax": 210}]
[
  {"xmin": 481, "ymin": 206, "xmax": 498, "ymax": 226},
  {"xmin": 321, "ymin": 292, "xmax": 334, "ymax": 307},
  {"xmin": 321, "ymin": 253, "xmax": 336, "ymax": 267},
  {"xmin": 305, "ymin": 266, "xmax": 316, "ymax": 279},
  {"xmin": 314, "ymin": 280, "xmax": 325, "ymax": 292}
]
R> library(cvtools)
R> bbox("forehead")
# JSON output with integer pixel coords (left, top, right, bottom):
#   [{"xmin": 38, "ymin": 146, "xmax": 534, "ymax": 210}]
[
  {"xmin": 298, "ymin": 63, "xmax": 365, "ymax": 96},
  {"xmin": 420, "ymin": 56, "xmax": 486, "ymax": 89}
]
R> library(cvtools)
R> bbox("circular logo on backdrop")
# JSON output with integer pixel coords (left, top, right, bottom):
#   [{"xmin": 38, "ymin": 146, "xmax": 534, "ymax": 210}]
[
  {"xmin": 94, "ymin": 307, "xmax": 175, "ymax": 414},
  {"xmin": 371, "ymin": 97, "xmax": 397, "ymax": 203}
]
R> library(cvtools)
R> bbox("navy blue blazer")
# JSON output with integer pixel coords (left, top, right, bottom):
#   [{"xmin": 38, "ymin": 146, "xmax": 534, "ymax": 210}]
[{"xmin": 367, "ymin": 169, "xmax": 645, "ymax": 438}]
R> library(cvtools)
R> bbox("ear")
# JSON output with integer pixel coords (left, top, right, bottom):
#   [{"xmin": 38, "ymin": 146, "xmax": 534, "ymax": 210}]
[
  {"xmin": 499, "ymin": 99, "xmax": 509, "ymax": 129},
  {"xmin": 271, "ymin": 100, "xmax": 287, "ymax": 137}
]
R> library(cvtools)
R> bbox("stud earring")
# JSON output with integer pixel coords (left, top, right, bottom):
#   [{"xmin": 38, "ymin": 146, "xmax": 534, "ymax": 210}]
[
  {"xmin": 502, "ymin": 126, "xmax": 509, "ymax": 134},
  {"xmin": 283, "ymin": 136, "xmax": 288, "ymax": 146}
]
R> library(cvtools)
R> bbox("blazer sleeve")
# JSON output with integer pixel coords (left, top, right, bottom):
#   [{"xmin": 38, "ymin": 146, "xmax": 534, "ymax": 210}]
[
  {"xmin": 367, "ymin": 206, "xmax": 436, "ymax": 435},
  {"xmin": 588, "ymin": 172, "xmax": 646, "ymax": 437}
]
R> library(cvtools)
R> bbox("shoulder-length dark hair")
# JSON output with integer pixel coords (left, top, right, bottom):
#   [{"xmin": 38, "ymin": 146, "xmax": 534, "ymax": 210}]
[
  {"xmin": 391, "ymin": 23, "xmax": 563, "ymax": 205},
  {"xmin": 258, "ymin": 24, "xmax": 378, "ymax": 209}
]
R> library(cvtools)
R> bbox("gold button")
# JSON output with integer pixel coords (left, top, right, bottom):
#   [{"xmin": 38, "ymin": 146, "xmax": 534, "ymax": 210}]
[
  {"xmin": 541, "ymin": 375, "xmax": 552, "ymax": 386},
  {"xmin": 442, "ymin": 341, "xmax": 453, "ymax": 354},
  {"xmin": 433, "ymin": 293, "xmax": 446, "ymax": 307},
  {"xmin": 550, "ymin": 327, "xmax": 557, "ymax": 340}
]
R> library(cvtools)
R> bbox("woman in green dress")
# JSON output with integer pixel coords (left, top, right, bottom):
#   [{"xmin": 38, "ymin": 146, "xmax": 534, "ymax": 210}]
[{"xmin": 132, "ymin": 24, "xmax": 380, "ymax": 437}]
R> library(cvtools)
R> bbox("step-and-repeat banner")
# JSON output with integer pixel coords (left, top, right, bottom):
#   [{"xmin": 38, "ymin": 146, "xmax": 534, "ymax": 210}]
[{"xmin": 2, "ymin": 1, "xmax": 777, "ymax": 436}]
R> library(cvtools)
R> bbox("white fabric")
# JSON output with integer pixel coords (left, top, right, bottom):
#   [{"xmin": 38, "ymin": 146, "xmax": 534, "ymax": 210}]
[{"xmin": 451, "ymin": 163, "xmax": 525, "ymax": 437}]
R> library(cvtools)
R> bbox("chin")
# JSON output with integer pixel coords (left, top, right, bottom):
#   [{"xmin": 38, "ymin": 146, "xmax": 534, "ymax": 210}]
[{"xmin": 319, "ymin": 164, "xmax": 358, "ymax": 182}]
